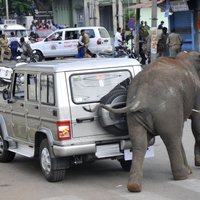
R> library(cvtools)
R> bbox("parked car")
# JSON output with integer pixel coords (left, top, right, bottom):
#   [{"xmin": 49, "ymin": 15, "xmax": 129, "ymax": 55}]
[
  {"xmin": 0, "ymin": 58, "xmax": 154, "ymax": 182},
  {"xmin": 0, "ymin": 20, "xmax": 29, "ymax": 43},
  {"xmin": 30, "ymin": 26, "xmax": 113, "ymax": 61},
  {"xmin": 29, "ymin": 29, "xmax": 54, "ymax": 42}
]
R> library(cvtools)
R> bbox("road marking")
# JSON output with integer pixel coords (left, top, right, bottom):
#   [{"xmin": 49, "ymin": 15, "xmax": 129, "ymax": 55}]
[
  {"xmin": 41, "ymin": 196, "xmax": 83, "ymax": 200},
  {"xmin": 169, "ymin": 179, "xmax": 200, "ymax": 193}
]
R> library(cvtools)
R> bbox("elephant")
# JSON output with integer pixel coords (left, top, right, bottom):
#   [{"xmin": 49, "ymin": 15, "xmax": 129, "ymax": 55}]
[{"xmin": 84, "ymin": 51, "xmax": 200, "ymax": 192}]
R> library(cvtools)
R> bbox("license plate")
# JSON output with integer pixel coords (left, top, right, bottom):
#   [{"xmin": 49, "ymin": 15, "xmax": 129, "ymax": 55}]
[{"xmin": 124, "ymin": 146, "xmax": 154, "ymax": 161}]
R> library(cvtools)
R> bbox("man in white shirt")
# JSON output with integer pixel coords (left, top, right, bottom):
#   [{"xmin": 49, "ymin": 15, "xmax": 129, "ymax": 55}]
[{"xmin": 114, "ymin": 27, "xmax": 122, "ymax": 51}]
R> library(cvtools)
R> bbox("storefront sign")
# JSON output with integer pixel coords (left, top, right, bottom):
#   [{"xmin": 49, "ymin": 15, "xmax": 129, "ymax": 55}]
[{"xmin": 170, "ymin": 0, "xmax": 189, "ymax": 12}]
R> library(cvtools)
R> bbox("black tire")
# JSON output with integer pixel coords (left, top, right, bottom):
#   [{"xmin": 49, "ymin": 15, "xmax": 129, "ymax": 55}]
[
  {"xmin": 35, "ymin": 50, "xmax": 43, "ymax": 61},
  {"xmin": 0, "ymin": 134, "xmax": 15, "ymax": 162},
  {"xmin": 39, "ymin": 139, "xmax": 66, "ymax": 182},
  {"xmin": 98, "ymin": 89, "xmax": 128, "ymax": 135},
  {"xmin": 119, "ymin": 159, "xmax": 132, "ymax": 171}
]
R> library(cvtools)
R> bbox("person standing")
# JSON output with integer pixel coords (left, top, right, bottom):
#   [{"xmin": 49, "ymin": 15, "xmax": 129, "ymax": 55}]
[
  {"xmin": 158, "ymin": 21, "xmax": 164, "ymax": 29},
  {"xmin": 167, "ymin": 29, "xmax": 182, "ymax": 57},
  {"xmin": 157, "ymin": 27, "xmax": 169, "ymax": 57},
  {"xmin": 114, "ymin": 27, "xmax": 122, "ymax": 51},
  {"xmin": 77, "ymin": 29, "xmax": 90, "ymax": 58},
  {"xmin": 82, "ymin": 30, "xmax": 90, "ymax": 57},
  {"xmin": 0, "ymin": 31, "xmax": 12, "ymax": 62},
  {"xmin": 144, "ymin": 21, "xmax": 150, "ymax": 32}
]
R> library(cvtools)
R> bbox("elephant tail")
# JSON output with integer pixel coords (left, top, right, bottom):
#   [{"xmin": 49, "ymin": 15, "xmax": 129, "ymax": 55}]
[{"xmin": 82, "ymin": 100, "xmax": 141, "ymax": 114}]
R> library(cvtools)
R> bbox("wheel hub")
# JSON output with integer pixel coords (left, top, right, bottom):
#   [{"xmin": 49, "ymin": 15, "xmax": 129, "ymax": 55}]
[{"xmin": 41, "ymin": 147, "xmax": 51, "ymax": 174}]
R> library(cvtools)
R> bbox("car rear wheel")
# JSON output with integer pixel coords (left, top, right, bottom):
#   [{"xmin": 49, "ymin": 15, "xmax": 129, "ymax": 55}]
[
  {"xmin": 0, "ymin": 134, "xmax": 15, "ymax": 162},
  {"xmin": 39, "ymin": 139, "xmax": 66, "ymax": 182},
  {"xmin": 98, "ymin": 89, "xmax": 128, "ymax": 135}
]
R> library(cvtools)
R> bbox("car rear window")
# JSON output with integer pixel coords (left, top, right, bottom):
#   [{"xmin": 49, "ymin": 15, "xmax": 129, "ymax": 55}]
[
  {"xmin": 98, "ymin": 28, "xmax": 110, "ymax": 38},
  {"xmin": 85, "ymin": 29, "xmax": 95, "ymax": 38},
  {"xmin": 70, "ymin": 70, "xmax": 131, "ymax": 104}
]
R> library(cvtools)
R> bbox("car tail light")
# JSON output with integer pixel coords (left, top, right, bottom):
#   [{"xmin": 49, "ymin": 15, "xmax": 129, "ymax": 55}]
[
  {"xmin": 56, "ymin": 120, "xmax": 71, "ymax": 140},
  {"xmin": 97, "ymin": 39, "xmax": 102, "ymax": 45}
]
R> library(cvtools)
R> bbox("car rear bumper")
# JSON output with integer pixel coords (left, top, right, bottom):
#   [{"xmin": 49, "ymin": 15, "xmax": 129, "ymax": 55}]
[{"xmin": 53, "ymin": 140, "xmax": 132, "ymax": 158}]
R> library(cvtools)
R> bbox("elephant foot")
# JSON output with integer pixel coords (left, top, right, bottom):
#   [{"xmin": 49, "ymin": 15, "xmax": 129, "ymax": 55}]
[
  {"xmin": 173, "ymin": 173, "xmax": 188, "ymax": 180},
  {"xmin": 127, "ymin": 181, "xmax": 142, "ymax": 192},
  {"xmin": 195, "ymin": 155, "xmax": 200, "ymax": 166}
]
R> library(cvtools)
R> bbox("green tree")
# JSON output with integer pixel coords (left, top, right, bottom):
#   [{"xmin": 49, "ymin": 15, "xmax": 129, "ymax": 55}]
[
  {"xmin": 10, "ymin": 0, "xmax": 34, "ymax": 16},
  {"xmin": 0, "ymin": 0, "xmax": 52, "ymax": 17}
]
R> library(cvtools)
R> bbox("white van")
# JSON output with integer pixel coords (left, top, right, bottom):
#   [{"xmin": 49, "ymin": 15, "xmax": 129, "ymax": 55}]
[
  {"xmin": 0, "ymin": 20, "xmax": 29, "ymax": 43},
  {"xmin": 30, "ymin": 26, "xmax": 113, "ymax": 61}
]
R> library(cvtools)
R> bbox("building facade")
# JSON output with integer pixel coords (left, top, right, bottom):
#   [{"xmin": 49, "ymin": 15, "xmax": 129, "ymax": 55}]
[
  {"xmin": 52, "ymin": 0, "xmax": 135, "ymax": 33},
  {"xmin": 51, "ymin": 0, "xmax": 200, "ymax": 51}
]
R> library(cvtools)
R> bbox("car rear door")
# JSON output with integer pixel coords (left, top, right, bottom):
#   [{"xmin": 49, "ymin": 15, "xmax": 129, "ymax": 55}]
[{"xmin": 67, "ymin": 68, "xmax": 132, "ymax": 139}]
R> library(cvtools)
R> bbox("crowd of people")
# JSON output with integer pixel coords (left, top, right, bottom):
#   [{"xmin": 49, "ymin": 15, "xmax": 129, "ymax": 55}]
[
  {"xmin": 0, "ymin": 30, "xmax": 34, "ymax": 63},
  {"xmin": 29, "ymin": 20, "xmax": 68, "ymax": 32},
  {"xmin": 113, "ymin": 20, "xmax": 183, "ymax": 65},
  {"xmin": 0, "ymin": 18, "xmax": 183, "ymax": 63}
]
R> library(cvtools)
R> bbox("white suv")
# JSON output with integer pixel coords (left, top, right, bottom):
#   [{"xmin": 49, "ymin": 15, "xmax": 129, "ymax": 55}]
[
  {"xmin": 30, "ymin": 26, "xmax": 113, "ymax": 61},
  {"xmin": 0, "ymin": 58, "xmax": 154, "ymax": 182}
]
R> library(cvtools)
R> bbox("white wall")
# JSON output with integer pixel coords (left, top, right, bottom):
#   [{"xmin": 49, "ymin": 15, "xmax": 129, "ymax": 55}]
[{"xmin": 140, "ymin": 7, "xmax": 169, "ymax": 29}]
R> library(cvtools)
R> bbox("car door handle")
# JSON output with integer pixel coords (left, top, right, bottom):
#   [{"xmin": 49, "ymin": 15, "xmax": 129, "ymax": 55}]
[
  {"xmin": 34, "ymin": 105, "xmax": 39, "ymax": 109},
  {"xmin": 20, "ymin": 103, "xmax": 24, "ymax": 107},
  {"xmin": 58, "ymin": 42, "xmax": 62, "ymax": 44},
  {"xmin": 76, "ymin": 117, "xmax": 94, "ymax": 123}
]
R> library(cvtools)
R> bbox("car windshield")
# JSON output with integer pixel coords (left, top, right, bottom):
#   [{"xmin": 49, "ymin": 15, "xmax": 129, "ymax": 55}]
[
  {"xmin": 36, "ymin": 29, "xmax": 54, "ymax": 38},
  {"xmin": 70, "ymin": 70, "xmax": 131, "ymax": 104}
]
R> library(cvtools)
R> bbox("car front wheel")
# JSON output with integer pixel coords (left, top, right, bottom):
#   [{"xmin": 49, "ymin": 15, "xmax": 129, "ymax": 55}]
[
  {"xmin": 39, "ymin": 139, "xmax": 66, "ymax": 182},
  {"xmin": 35, "ymin": 50, "xmax": 43, "ymax": 61}
]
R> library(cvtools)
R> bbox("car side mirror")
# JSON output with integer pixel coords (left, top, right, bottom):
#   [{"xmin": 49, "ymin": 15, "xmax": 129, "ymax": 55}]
[{"xmin": 2, "ymin": 88, "xmax": 11, "ymax": 100}]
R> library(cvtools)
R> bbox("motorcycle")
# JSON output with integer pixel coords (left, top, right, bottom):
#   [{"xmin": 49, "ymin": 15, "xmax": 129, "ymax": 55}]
[
  {"xmin": 16, "ymin": 49, "xmax": 39, "ymax": 63},
  {"xmin": 97, "ymin": 45, "xmax": 129, "ymax": 58}
]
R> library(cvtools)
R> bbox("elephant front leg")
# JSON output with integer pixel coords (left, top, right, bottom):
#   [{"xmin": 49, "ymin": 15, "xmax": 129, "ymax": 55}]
[
  {"xmin": 127, "ymin": 116, "xmax": 148, "ymax": 192},
  {"xmin": 191, "ymin": 94, "xmax": 200, "ymax": 166},
  {"xmin": 191, "ymin": 112, "xmax": 200, "ymax": 166},
  {"xmin": 194, "ymin": 142, "xmax": 200, "ymax": 166},
  {"xmin": 163, "ymin": 138, "xmax": 190, "ymax": 180}
]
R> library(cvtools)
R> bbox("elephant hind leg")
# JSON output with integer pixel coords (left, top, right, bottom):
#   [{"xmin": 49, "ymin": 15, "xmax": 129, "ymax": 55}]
[{"xmin": 127, "ymin": 116, "xmax": 148, "ymax": 192}]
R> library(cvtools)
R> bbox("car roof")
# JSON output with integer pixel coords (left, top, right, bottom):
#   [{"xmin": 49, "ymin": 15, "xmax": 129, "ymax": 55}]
[
  {"xmin": 15, "ymin": 58, "xmax": 140, "ymax": 73},
  {"xmin": 0, "ymin": 24, "xmax": 26, "ymax": 31},
  {"xmin": 54, "ymin": 26, "xmax": 107, "ymax": 32}
]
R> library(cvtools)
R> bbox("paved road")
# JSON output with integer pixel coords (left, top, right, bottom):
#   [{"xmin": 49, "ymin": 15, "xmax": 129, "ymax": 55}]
[{"xmin": 0, "ymin": 120, "xmax": 200, "ymax": 200}]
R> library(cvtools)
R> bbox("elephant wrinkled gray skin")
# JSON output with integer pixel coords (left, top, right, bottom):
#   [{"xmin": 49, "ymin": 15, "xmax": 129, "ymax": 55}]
[{"xmin": 84, "ymin": 51, "xmax": 200, "ymax": 192}]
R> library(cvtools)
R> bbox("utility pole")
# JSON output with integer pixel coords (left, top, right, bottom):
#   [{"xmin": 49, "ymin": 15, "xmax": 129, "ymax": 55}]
[
  {"xmin": 135, "ymin": 0, "xmax": 140, "ymax": 57},
  {"xmin": 150, "ymin": 0, "xmax": 157, "ymax": 62},
  {"xmin": 5, "ymin": 0, "xmax": 9, "ymax": 19}
]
